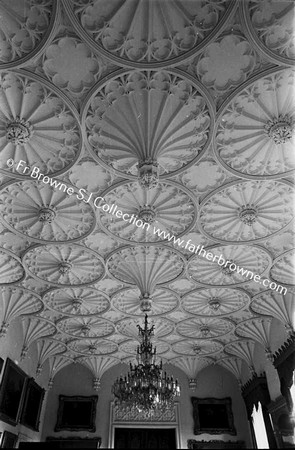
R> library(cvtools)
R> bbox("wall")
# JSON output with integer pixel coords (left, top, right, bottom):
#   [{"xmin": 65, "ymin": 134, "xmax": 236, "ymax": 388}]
[
  {"xmin": 0, "ymin": 318, "xmax": 50, "ymax": 446},
  {"xmin": 42, "ymin": 361, "xmax": 252, "ymax": 448}
]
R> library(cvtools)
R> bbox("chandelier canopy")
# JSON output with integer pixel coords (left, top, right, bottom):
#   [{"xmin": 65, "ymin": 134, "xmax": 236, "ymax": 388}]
[{"xmin": 112, "ymin": 315, "xmax": 180, "ymax": 412}]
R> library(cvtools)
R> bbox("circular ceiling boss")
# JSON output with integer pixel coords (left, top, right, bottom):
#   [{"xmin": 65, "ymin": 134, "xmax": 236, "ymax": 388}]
[
  {"xmin": 112, "ymin": 287, "xmax": 179, "ymax": 316},
  {"xmin": 187, "ymin": 244, "xmax": 272, "ymax": 287},
  {"xmin": 63, "ymin": 0, "xmax": 235, "ymax": 68},
  {"xmin": 22, "ymin": 244, "xmax": 105, "ymax": 287},
  {"xmin": 82, "ymin": 69, "xmax": 214, "ymax": 188},
  {"xmin": 106, "ymin": 245, "xmax": 185, "ymax": 295},
  {"xmin": 199, "ymin": 180, "xmax": 294, "ymax": 244},
  {"xmin": 215, "ymin": 68, "xmax": 295, "ymax": 179},
  {"xmin": 43, "ymin": 287, "xmax": 110, "ymax": 317},
  {"xmin": 98, "ymin": 180, "xmax": 197, "ymax": 244},
  {"xmin": 0, "ymin": 71, "xmax": 82, "ymax": 180},
  {"xmin": 181, "ymin": 287, "xmax": 250, "ymax": 317},
  {"xmin": 0, "ymin": 179, "xmax": 96, "ymax": 243}
]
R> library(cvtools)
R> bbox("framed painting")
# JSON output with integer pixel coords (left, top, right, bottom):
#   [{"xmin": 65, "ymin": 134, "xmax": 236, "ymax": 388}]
[
  {"xmin": 0, "ymin": 431, "xmax": 18, "ymax": 448},
  {"xmin": 191, "ymin": 397, "xmax": 236, "ymax": 435},
  {"xmin": 55, "ymin": 395, "xmax": 98, "ymax": 432},
  {"xmin": 20, "ymin": 378, "xmax": 45, "ymax": 431},
  {"xmin": 0, "ymin": 358, "xmax": 27, "ymax": 425}
]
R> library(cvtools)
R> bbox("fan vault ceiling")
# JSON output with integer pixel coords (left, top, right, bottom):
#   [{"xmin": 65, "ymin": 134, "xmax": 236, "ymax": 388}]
[{"xmin": 0, "ymin": 0, "xmax": 294, "ymax": 389}]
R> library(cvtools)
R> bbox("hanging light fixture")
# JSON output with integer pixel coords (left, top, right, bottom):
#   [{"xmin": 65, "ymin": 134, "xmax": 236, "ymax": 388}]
[{"xmin": 112, "ymin": 315, "xmax": 180, "ymax": 413}]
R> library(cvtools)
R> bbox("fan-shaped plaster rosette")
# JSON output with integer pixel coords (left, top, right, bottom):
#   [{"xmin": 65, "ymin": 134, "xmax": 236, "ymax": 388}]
[
  {"xmin": 63, "ymin": 0, "xmax": 235, "ymax": 67},
  {"xmin": 22, "ymin": 244, "xmax": 105, "ymax": 287},
  {"xmin": 0, "ymin": 0, "xmax": 58, "ymax": 69},
  {"xmin": 242, "ymin": 1, "xmax": 295, "ymax": 65},
  {"xmin": 215, "ymin": 68, "xmax": 295, "ymax": 179},
  {"xmin": 97, "ymin": 180, "xmax": 197, "ymax": 244},
  {"xmin": 43, "ymin": 287, "xmax": 110, "ymax": 317},
  {"xmin": 106, "ymin": 245, "xmax": 185, "ymax": 294},
  {"xmin": 20, "ymin": 316, "xmax": 56, "ymax": 359},
  {"xmin": 181, "ymin": 287, "xmax": 250, "ymax": 317},
  {"xmin": 251, "ymin": 289, "xmax": 295, "ymax": 335},
  {"xmin": 172, "ymin": 339, "xmax": 223, "ymax": 357},
  {"xmin": 78, "ymin": 356, "xmax": 119, "ymax": 379},
  {"xmin": 0, "ymin": 72, "xmax": 82, "ymax": 180},
  {"xmin": 48, "ymin": 355, "xmax": 74, "ymax": 387},
  {"xmin": 83, "ymin": 70, "xmax": 213, "ymax": 181},
  {"xmin": 112, "ymin": 287, "xmax": 179, "ymax": 317},
  {"xmin": 224, "ymin": 340, "xmax": 257, "ymax": 373},
  {"xmin": 270, "ymin": 249, "xmax": 295, "ymax": 286},
  {"xmin": 199, "ymin": 180, "xmax": 294, "ymax": 243},
  {"xmin": 0, "ymin": 248, "xmax": 25, "ymax": 285},
  {"xmin": 0, "ymin": 179, "xmax": 96, "ymax": 243},
  {"xmin": 176, "ymin": 317, "xmax": 234, "ymax": 340},
  {"xmin": 170, "ymin": 356, "xmax": 213, "ymax": 378},
  {"xmin": 0, "ymin": 286, "xmax": 43, "ymax": 337},
  {"xmin": 67, "ymin": 338, "xmax": 118, "ymax": 356},
  {"xmin": 217, "ymin": 357, "xmax": 244, "ymax": 384},
  {"xmin": 36, "ymin": 338, "xmax": 67, "ymax": 376},
  {"xmin": 56, "ymin": 316, "xmax": 115, "ymax": 339},
  {"xmin": 187, "ymin": 244, "xmax": 271, "ymax": 287},
  {"xmin": 235, "ymin": 317, "xmax": 274, "ymax": 360},
  {"xmin": 116, "ymin": 317, "xmax": 174, "ymax": 339}
]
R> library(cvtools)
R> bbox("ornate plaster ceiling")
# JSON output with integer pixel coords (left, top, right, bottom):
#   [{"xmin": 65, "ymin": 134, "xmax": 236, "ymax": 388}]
[{"xmin": 0, "ymin": 0, "xmax": 294, "ymax": 389}]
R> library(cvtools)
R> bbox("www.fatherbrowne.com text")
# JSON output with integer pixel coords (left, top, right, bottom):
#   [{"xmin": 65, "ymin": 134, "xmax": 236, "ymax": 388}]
[{"xmin": 12, "ymin": 159, "xmax": 287, "ymax": 295}]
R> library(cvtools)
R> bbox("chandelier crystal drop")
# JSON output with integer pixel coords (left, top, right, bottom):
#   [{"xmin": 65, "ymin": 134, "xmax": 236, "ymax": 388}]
[{"xmin": 112, "ymin": 314, "xmax": 180, "ymax": 413}]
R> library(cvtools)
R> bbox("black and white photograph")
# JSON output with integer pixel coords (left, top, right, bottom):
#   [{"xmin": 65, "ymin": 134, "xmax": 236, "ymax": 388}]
[{"xmin": 0, "ymin": 1, "xmax": 294, "ymax": 449}]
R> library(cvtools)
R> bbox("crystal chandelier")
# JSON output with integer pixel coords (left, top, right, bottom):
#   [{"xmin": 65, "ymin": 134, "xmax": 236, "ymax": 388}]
[{"xmin": 112, "ymin": 315, "xmax": 180, "ymax": 413}]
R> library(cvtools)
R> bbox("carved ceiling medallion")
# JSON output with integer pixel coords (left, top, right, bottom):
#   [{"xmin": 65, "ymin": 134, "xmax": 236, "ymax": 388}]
[
  {"xmin": 43, "ymin": 287, "xmax": 110, "ymax": 317},
  {"xmin": 181, "ymin": 287, "xmax": 250, "ymax": 317},
  {"xmin": 187, "ymin": 244, "xmax": 272, "ymax": 286},
  {"xmin": 215, "ymin": 68, "xmax": 295, "ymax": 179},
  {"xmin": 199, "ymin": 180, "xmax": 294, "ymax": 243},
  {"xmin": 176, "ymin": 317, "xmax": 234, "ymax": 339},
  {"xmin": 106, "ymin": 245, "xmax": 185, "ymax": 292},
  {"xmin": 22, "ymin": 244, "xmax": 105, "ymax": 286},
  {"xmin": 112, "ymin": 287, "xmax": 179, "ymax": 317},
  {"xmin": 0, "ymin": 72, "xmax": 82, "ymax": 180},
  {"xmin": 98, "ymin": 180, "xmax": 197, "ymax": 244},
  {"xmin": 83, "ymin": 70, "xmax": 213, "ymax": 181},
  {"xmin": 0, "ymin": 180, "xmax": 96, "ymax": 243},
  {"xmin": 173, "ymin": 339, "xmax": 223, "ymax": 356}
]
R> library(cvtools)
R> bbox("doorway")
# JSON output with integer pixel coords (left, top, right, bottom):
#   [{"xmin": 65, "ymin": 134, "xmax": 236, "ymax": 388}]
[{"xmin": 114, "ymin": 427, "xmax": 177, "ymax": 449}]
